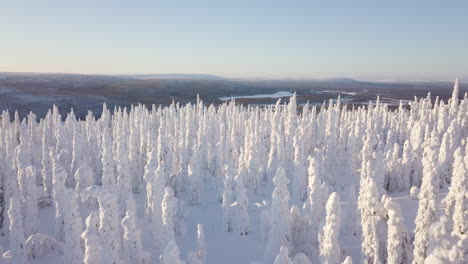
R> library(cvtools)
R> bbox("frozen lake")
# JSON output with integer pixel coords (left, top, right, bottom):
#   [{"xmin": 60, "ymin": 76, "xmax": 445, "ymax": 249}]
[{"xmin": 219, "ymin": 91, "xmax": 293, "ymax": 101}]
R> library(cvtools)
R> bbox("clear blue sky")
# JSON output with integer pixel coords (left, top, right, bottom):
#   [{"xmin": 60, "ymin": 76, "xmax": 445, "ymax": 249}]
[{"xmin": 1, "ymin": 0, "xmax": 467, "ymax": 80}]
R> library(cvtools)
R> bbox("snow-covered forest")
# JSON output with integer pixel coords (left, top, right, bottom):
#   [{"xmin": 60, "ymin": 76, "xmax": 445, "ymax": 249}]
[{"xmin": 0, "ymin": 80, "xmax": 466, "ymax": 264}]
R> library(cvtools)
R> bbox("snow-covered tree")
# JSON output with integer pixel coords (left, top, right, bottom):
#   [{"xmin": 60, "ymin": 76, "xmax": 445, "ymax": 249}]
[
  {"xmin": 24, "ymin": 166, "xmax": 39, "ymax": 236},
  {"xmin": 444, "ymin": 147, "xmax": 467, "ymax": 235},
  {"xmin": 320, "ymin": 192, "xmax": 341, "ymax": 264},
  {"xmin": 98, "ymin": 191, "xmax": 122, "ymax": 264},
  {"xmin": 347, "ymin": 185, "xmax": 359, "ymax": 236},
  {"xmin": 52, "ymin": 151, "xmax": 68, "ymax": 242},
  {"xmin": 196, "ymin": 224, "xmax": 206, "ymax": 263},
  {"xmin": 121, "ymin": 201, "xmax": 146, "ymax": 264},
  {"xmin": 410, "ymin": 186, "xmax": 419, "ymax": 200},
  {"xmin": 264, "ymin": 167, "xmax": 292, "ymax": 264},
  {"xmin": 62, "ymin": 188, "xmax": 84, "ymax": 264},
  {"xmin": 292, "ymin": 131, "xmax": 308, "ymax": 202},
  {"xmin": 74, "ymin": 165, "xmax": 94, "ymax": 192},
  {"xmin": 116, "ymin": 120, "xmax": 133, "ymax": 197},
  {"xmin": 449, "ymin": 78, "xmax": 460, "ymax": 115},
  {"xmin": 358, "ymin": 178, "xmax": 382, "ymax": 264},
  {"xmin": 261, "ymin": 207, "xmax": 272, "ymax": 242},
  {"xmin": 6, "ymin": 195, "xmax": 26, "ymax": 263},
  {"xmin": 188, "ymin": 145, "xmax": 203, "ymax": 205},
  {"xmin": 306, "ymin": 156, "xmax": 322, "ymax": 255},
  {"xmin": 187, "ymin": 251, "xmax": 203, "ymax": 264},
  {"xmin": 69, "ymin": 124, "xmax": 87, "ymax": 187},
  {"xmin": 233, "ymin": 175, "xmax": 249, "ymax": 235},
  {"xmin": 41, "ymin": 127, "xmax": 54, "ymax": 200},
  {"xmin": 274, "ymin": 246, "xmax": 293, "ymax": 264},
  {"xmin": 413, "ymin": 131, "xmax": 441, "ymax": 264},
  {"xmin": 222, "ymin": 168, "xmax": 235, "ymax": 232},
  {"xmin": 290, "ymin": 205, "xmax": 307, "ymax": 255},
  {"xmin": 384, "ymin": 196, "xmax": 413, "ymax": 264},
  {"xmin": 98, "ymin": 126, "xmax": 123, "ymax": 264},
  {"xmin": 341, "ymin": 256, "xmax": 353, "ymax": 264},
  {"xmin": 162, "ymin": 187, "xmax": 178, "ymax": 248},
  {"xmin": 82, "ymin": 211, "xmax": 104, "ymax": 264},
  {"xmin": 160, "ymin": 240, "xmax": 184, "ymax": 264},
  {"xmin": 149, "ymin": 164, "xmax": 167, "ymax": 253},
  {"xmin": 292, "ymin": 253, "xmax": 312, "ymax": 264}
]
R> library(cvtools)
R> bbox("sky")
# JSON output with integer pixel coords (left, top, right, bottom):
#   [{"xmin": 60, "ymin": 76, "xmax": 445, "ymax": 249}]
[{"xmin": 1, "ymin": 0, "xmax": 467, "ymax": 81}]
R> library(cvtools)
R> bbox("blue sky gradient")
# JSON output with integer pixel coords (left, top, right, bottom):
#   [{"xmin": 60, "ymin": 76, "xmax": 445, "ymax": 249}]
[{"xmin": 1, "ymin": 0, "xmax": 467, "ymax": 80}]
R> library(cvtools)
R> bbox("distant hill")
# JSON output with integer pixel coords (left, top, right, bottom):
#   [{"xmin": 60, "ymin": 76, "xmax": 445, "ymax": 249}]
[
  {"xmin": 0, "ymin": 72, "xmax": 464, "ymax": 119},
  {"xmin": 322, "ymin": 77, "xmax": 363, "ymax": 84},
  {"xmin": 118, "ymin": 73, "xmax": 227, "ymax": 80}
]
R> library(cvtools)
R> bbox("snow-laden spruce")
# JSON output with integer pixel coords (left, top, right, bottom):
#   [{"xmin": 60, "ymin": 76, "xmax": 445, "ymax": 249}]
[
  {"xmin": 81, "ymin": 211, "xmax": 104, "ymax": 264},
  {"xmin": 320, "ymin": 192, "xmax": 341, "ymax": 264},
  {"xmin": 413, "ymin": 130, "xmax": 441, "ymax": 264},
  {"xmin": 0, "ymin": 80, "xmax": 466, "ymax": 263},
  {"xmin": 383, "ymin": 196, "xmax": 412, "ymax": 264},
  {"xmin": 264, "ymin": 167, "xmax": 293, "ymax": 264}
]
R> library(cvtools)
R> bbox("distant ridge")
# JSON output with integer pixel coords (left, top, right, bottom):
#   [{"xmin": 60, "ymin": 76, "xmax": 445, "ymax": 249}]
[
  {"xmin": 119, "ymin": 73, "xmax": 227, "ymax": 80},
  {"xmin": 0, "ymin": 72, "xmax": 464, "ymax": 84}
]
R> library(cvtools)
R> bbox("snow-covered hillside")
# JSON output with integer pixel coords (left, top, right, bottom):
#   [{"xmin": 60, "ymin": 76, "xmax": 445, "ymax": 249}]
[{"xmin": 0, "ymin": 80, "xmax": 466, "ymax": 264}]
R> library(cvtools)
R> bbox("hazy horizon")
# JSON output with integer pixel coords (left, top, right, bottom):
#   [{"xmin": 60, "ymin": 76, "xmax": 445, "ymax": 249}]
[{"xmin": 1, "ymin": 70, "xmax": 465, "ymax": 83}]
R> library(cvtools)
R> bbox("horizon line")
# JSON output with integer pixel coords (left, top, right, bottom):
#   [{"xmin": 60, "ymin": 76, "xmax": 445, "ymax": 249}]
[{"xmin": 0, "ymin": 70, "xmax": 463, "ymax": 84}]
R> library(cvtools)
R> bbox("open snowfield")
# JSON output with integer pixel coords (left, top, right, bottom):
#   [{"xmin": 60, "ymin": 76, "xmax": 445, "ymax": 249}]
[{"xmin": 0, "ymin": 80, "xmax": 466, "ymax": 264}]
